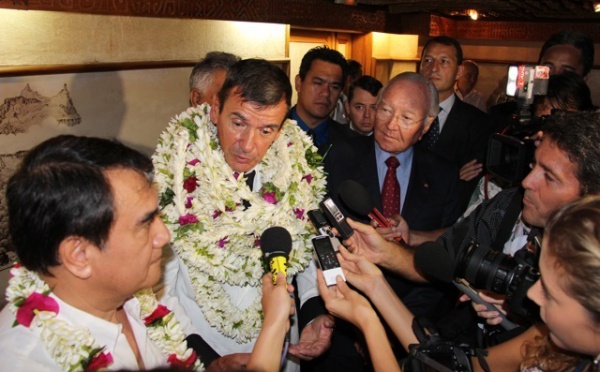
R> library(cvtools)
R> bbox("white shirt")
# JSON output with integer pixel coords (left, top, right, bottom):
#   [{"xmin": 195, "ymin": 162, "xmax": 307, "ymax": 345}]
[
  {"xmin": 438, "ymin": 94, "xmax": 456, "ymax": 132},
  {"xmin": 161, "ymin": 167, "xmax": 319, "ymax": 372},
  {"xmin": 0, "ymin": 294, "xmax": 179, "ymax": 371}
]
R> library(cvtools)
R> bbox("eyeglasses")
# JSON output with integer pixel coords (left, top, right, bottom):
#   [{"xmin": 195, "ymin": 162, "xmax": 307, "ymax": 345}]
[{"xmin": 375, "ymin": 105, "xmax": 426, "ymax": 128}]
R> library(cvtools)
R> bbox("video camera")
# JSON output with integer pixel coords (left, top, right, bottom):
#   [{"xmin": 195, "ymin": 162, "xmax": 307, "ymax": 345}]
[
  {"xmin": 455, "ymin": 241, "xmax": 540, "ymax": 321},
  {"xmin": 487, "ymin": 65, "xmax": 550, "ymax": 186}
]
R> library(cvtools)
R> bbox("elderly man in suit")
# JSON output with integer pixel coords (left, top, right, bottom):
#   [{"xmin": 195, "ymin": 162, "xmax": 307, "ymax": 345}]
[
  {"xmin": 418, "ymin": 36, "xmax": 493, "ymax": 212},
  {"xmin": 316, "ymin": 72, "xmax": 462, "ymax": 372}
]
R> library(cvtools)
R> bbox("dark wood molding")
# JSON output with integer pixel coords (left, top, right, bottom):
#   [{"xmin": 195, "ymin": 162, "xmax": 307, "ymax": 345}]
[{"xmin": 1, "ymin": 0, "xmax": 599, "ymax": 42}]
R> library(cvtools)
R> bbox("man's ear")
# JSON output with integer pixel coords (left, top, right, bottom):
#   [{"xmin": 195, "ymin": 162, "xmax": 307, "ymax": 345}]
[
  {"xmin": 295, "ymin": 74, "xmax": 302, "ymax": 92},
  {"xmin": 58, "ymin": 237, "xmax": 93, "ymax": 279},
  {"xmin": 190, "ymin": 88, "xmax": 202, "ymax": 107},
  {"xmin": 455, "ymin": 64, "xmax": 465, "ymax": 81},
  {"xmin": 419, "ymin": 116, "xmax": 436, "ymax": 140},
  {"xmin": 344, "ymin": 100, "xmax": 351, "ymax": 118},
  {"xmin": 209, "ymin": 95, "xmax": 220, "ymax": 126}
]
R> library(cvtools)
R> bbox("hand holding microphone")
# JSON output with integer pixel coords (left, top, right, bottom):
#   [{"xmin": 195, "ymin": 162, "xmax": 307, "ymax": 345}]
[
  {"xmin": 338, "ymin": 180, "xmax": 405, "ymax": 243},
  {"xmin": 260, "ymin": 226, "xmax": 292, "ymax": 284}
]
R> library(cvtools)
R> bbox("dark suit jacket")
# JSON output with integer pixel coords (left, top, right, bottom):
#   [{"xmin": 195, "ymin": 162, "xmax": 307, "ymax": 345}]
[
  {"xmin": 325, "ymin": 135, "xmax": 462, "ymax": 318},
  {"xmin": 326, "ymin": 135, "xmax": 462, "ymax": 231},
  {"xmin": 418, "ymin": 95, "xmax": 494, "ymax": 212}
]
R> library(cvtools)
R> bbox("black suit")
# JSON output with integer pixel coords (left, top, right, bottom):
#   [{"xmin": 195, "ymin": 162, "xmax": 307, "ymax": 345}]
[
  {"xmin": 419, "ymin": 96, "xmax": 494, "ymax": 212},
  {"xmin": 309, "ymin": 135, "xmax": 461, "ymax": 372},
  {"xmin": 326, "ymin": 136, "xmax": 461, "ymax": 231}
]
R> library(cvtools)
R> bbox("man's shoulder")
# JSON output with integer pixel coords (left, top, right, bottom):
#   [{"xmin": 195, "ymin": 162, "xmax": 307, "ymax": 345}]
[{"xmin": 451, "ymin": 97, "xmax": 489, "ymax": 120}]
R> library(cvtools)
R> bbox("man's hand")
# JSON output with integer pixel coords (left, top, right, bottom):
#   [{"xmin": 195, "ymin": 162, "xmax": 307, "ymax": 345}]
[
  {"xmin": 206, "ymin": 353, "xmax": 251, "ymax": 372},
  {"xmin": 344, "ymin": 218, "xmax": 401, "ymax": 266},
  {"xmin": 459, "ymin": 290, "xmax": 508, "ymax": 326},
  {"xmin": 317, "ymin": 270, "xmax": 376, "ymax": 330},
  {"xmin": 288, "ymin": 314, "xmax": 335, "ymax": 361},
  {"xmin": 371, "ymin": 214, "xmax": 410, "ymax": 243},
  {"xmin": 336, "ymin": 246, "xmax": 385, "ymax": 297},
  {"xmin": 459, "ymin": 159, "xmax": 483, "ymax": 182}
]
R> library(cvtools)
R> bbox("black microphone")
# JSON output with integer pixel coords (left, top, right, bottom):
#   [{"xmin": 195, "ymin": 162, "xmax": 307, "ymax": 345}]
[
  {"xmin": 260, "ymin": 226, "xmax": 292, "ymax": 284},
  {"xmin": 338, "ymin": 179, "xmax": 403, "ymax": 242},
  {"xmin": 414, "ymin": 242, "xmax": 518, "ymax": 330}
]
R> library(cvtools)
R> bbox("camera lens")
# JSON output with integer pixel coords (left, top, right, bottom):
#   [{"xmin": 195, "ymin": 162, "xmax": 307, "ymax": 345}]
[{"xmin": 458, "ymin": 243, "xmax": 518, "ymax": 294}]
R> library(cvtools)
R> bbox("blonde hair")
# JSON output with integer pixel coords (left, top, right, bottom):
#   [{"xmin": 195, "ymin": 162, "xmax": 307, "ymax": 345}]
[{"xmin": 521, "ymin": 196, "xmax": 600, "ymax": 370}]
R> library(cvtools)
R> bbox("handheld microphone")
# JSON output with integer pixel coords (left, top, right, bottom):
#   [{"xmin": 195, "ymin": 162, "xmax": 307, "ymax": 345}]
[
  {"xmin": 338, "ymin": 179, "xmax": 403, "ymax": 242},
  {"xmin": 260, "ymin": 226, "xmax": 292, "ymax": 284},
  {"xmin": 414, "ymin": 242, "xmax": 518, "ymax": 330}
]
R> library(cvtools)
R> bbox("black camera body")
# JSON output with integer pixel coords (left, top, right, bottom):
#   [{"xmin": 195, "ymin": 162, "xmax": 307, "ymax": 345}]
[
  {"xmin": 403, "ymin": 318, "xmax": 477, "ymax": 372},
  {"xmin": 487, "ymin": 64, "xmax": 550, "ymax": 186},
  {"xmin": 456, "ymin": 241, "xmax": 540, "ymax": 320}
]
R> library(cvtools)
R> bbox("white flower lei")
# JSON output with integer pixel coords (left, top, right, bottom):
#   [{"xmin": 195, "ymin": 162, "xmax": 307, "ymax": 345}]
[
  {"xmin": 6, "ymin": 265, "xmax": 203, "ymax": 371},
  {"xmin": 153, "ymin": 103, "xmax": 326, "ymax": 343}
]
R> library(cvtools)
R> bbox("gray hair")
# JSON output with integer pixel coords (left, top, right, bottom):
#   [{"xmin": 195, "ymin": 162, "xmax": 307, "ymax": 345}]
[
  {"xmin": 189, "ymin": 51, "xmax": 241, "ymax": 92},
  {"xmin": 381, "ymin": 72, "xmax": 439, "ymax": 118}
]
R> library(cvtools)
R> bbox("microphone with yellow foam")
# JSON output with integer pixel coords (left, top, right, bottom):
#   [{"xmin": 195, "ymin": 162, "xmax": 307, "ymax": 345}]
[{"xmin": 260, "ymin": 226, "xmax": 292, "ymax": 284}]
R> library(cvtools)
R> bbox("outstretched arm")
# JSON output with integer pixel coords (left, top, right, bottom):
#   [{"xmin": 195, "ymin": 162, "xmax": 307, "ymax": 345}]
[
  {"xmin": 344, "ymin": 218, "xmax": 427, "ymax": 282},
  {"xmin": 317, "ymin": 270, "xmax": 400, "ymax": 372},
  {"xmin": 246, "ymin": 273, "xmax": 295, "ymax": 372},
  {"xmin": 337, "ymin": 246, "xmax": 418, "ymax": 351}
]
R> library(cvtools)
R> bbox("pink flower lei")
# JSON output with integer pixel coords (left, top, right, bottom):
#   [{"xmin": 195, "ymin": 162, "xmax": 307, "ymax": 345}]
[{"xmin": 6, "ymin": 264, "xmax": 203, "ymax": 371}]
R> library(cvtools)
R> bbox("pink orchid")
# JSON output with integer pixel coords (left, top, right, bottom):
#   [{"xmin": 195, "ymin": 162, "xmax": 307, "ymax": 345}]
[
  {"xmin": 302, "ymin": 174, "xmax": 313, "ymax": 184},
  {"xmin": 184, "ymin": 197, "xmax": 193, "ymax": 209},
  {"xmin": 262, "ymin": 192, "xmax": 278, "ymax": 205},
  {"xmin": 218, "ymin": 237, "xmax": 228, "ymax": 248},
  {"xmin": 183, "ymin": 177, "xmax": 198, "ymax": 193},
  {"xmin": 16, "ymin": 292, "xmax": 59, "ymax": 327},
  {"xmin": 187, "ymin": 159, "xmax": 200, "ymax": 166},
  {"xmin": 294, "ymin": 208, "xmax": 305, "ymax": 220},
  {"xmin": 178, "ymin": 214, "xmax": 198, "ymax": 226}
]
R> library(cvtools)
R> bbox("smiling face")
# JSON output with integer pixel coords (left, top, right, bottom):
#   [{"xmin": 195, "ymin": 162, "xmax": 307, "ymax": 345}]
[
  {"xmin": 521, "ymin": 138, "xmax": 581, "ymax": 227},
  {"xmin": 373, "ymin": 79, "xmax": 434, "ymax": 154},
  {"xmin": 419, "ymin": 43, "xmax": 463, "ymax": 102},
  {"xmin": 211, "ymin": 88, "xmax": 287, "ymax": 173},
  {"xmin": 345, "ymin": 87, "xmax": 378, "ymax": 135},
  {"xmin": 90, "ymin": 168, "xmax": 170, "ymax": 297},
  {"xmin": 527, "ymin": 246, "xmax": 600, "ymax": 356},
  {"xmin": 295, "ymin": 59, "xmax": 343, "ymax": 128}
]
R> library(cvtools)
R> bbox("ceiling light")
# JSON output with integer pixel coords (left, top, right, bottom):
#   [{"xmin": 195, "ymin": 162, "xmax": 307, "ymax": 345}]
[
  {"xmin": 468, "ymin": 9, "xmax": 479, "ymax": 20},
  {"xmin": 594, "ymin": 2, "xmax": 600, "ymax": 12}
]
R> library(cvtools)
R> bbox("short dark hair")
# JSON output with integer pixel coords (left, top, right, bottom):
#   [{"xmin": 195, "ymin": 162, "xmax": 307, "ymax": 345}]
[
  {"xmin": 538, "ymin": 29, "xmax": 595, "ymax": 77},
  {"xmin": 346, "ymin": 59, "xmax": 363, "ymax": 79},
  {"xmin": 537, "ymin": 71, "xmax": 594, "ymax": 113},
  {"xmin": 189, "ymin": 51, "xmax": 241, "ymax": 91},
  {"xmin": 7, "ymin": 135, "xmax": 153, "ymax": 275},
  {"xmin": 421, "ymin": 36, "xmax": 463, "ymax": 65},
  {"xmin": 298, "ymin": 46, "xmax": 347, "ymax": 89},
  {"xmin": 347, "ymin": 75, "xmax": 383, "ymax": 103},
  {"xmin": 218, "ymin": 58, "xmax": 292, "ymax": 115},
  {"xmin": 543, "ymin": 110, "xmax": 600, "ymax": 196}
]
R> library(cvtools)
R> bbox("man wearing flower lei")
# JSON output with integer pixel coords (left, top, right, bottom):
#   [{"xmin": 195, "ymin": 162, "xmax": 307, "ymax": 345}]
[
  {"xmin": 0, "ymin": 135, "xmax": 297, "ymax": 371},
  {"xmin": 154, "ymin": 58, "xmax": 333, "ymax": 371}
]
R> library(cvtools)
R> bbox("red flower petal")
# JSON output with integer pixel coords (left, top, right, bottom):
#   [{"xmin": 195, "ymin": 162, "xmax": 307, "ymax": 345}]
[
  {"xmin": 143, "ymin": 304, "xmax": 172, "ymax": 326},
  {"xmin": 16, "ymin": 292, "xmax": 59, "ymax": 327},
  {"xmin": 87, "ymin": 351, "xmax": 113, "ymax": 371},
  {"xmin": 168, "ymin": 351, "xmax": 198, "ymax": 368}
]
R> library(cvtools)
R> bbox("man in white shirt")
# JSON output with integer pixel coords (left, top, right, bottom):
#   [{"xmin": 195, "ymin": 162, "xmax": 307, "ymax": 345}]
[
  {"xmin": 455, "ymin": 60, "xmax": 487, "ymax": 113},
  {"xmin": 0, "ymin": 136, "xmax": 198, "ymax": 371}
]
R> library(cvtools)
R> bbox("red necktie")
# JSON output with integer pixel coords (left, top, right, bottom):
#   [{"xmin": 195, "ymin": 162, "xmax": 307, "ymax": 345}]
[{"xmin": 382, "ymin": 156, "xmax": 400, "ymax": 218}]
